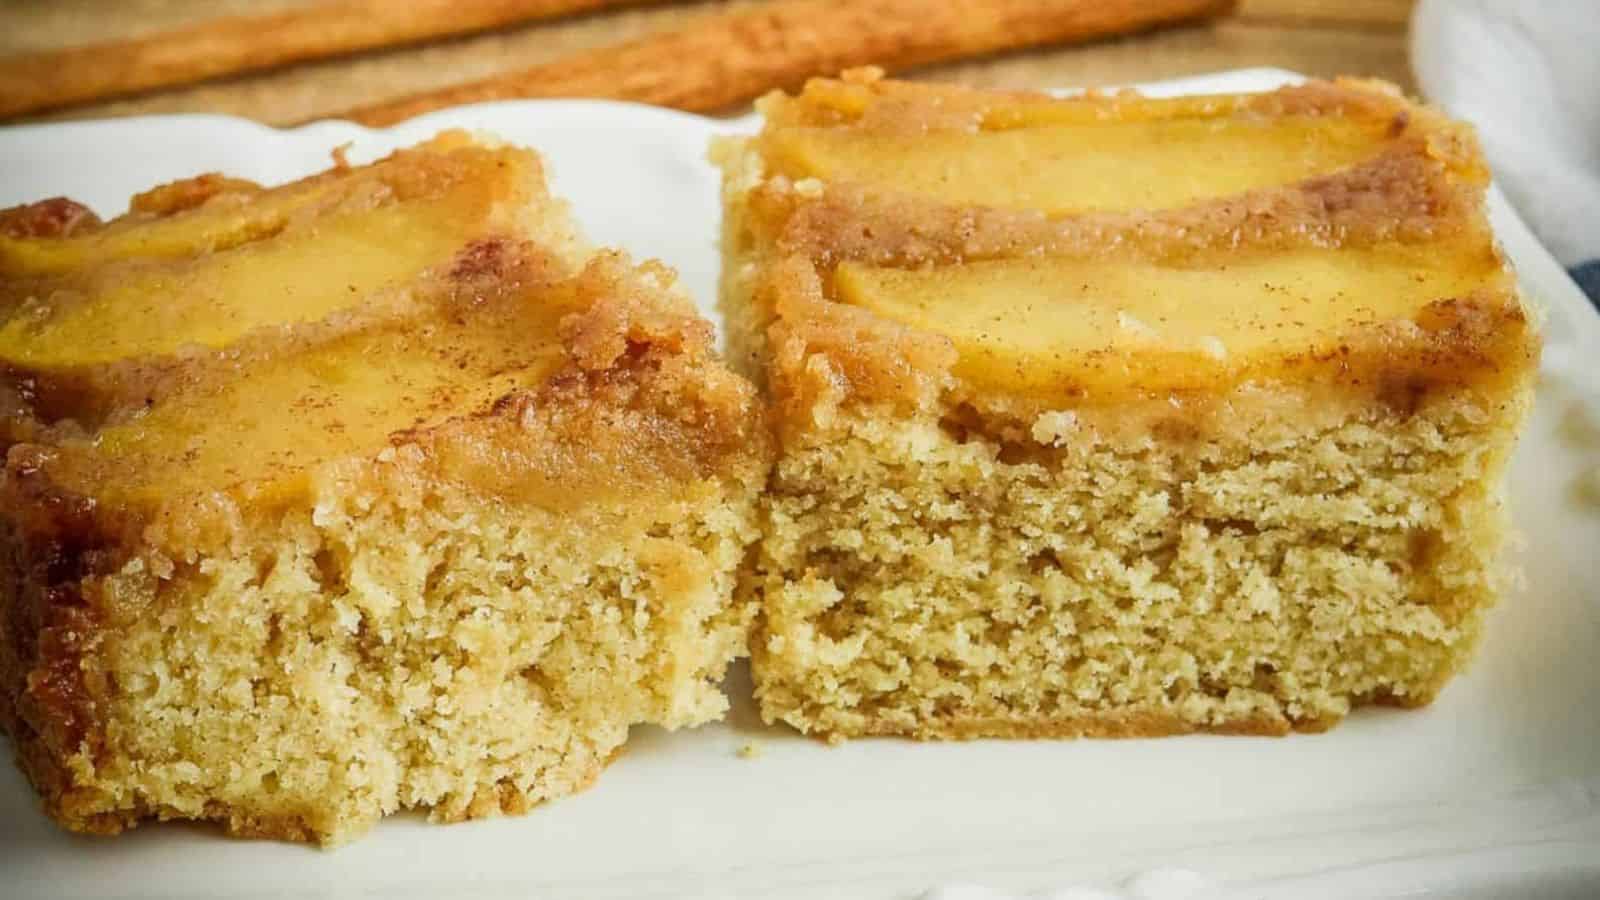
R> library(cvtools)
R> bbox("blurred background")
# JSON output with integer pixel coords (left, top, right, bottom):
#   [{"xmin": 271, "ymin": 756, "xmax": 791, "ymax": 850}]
[{"xmin": 1, "ymin": 0, "xmax": 1412, "ymax": 125}]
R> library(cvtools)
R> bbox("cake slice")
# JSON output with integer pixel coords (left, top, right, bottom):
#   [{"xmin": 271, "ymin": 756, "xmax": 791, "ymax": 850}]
[
  {"xmin": 0, "ymin": 134, "xmax": 768, "ymax": 844},
  {"xmin": 717, "ymin": 71, "xmax": 1538, "ymax": 740}
]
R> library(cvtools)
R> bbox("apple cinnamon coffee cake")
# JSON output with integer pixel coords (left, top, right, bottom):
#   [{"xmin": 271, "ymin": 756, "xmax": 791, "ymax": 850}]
[
  {"xmin": 0, "ymin": 133, "xmax": 767, "ymax": 843},
  {"xmin": 717, "ymin": 71, "xmax": 1538, "ymax": 741}
]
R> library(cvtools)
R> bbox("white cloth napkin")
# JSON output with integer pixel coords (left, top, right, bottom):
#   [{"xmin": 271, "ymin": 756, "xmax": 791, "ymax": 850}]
[{"xmin": 1412, "ymin": 0, "xmax": 1600, "ymax": 303}]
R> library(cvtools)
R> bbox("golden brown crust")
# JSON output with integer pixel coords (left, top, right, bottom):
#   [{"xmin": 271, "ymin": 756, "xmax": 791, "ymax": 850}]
[
  {"xmin": 761, "ymin": 257, "xmax": 956, "ymax": 438},
  {"xmin": 0, "ymin": 461, "xmax": 116, "ymax": 838}
]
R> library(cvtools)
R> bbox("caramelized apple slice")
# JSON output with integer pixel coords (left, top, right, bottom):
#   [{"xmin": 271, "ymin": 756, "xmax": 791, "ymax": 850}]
[
  {"xmin": 766, "ymin": 115, "xmax": 1388, "ymax": 214},
  {"xmin": 63, "ymin": 285, "xmax": 578, "ymax": 504},
  {"xmin": 0, "ymin": 136, "xmax": 551, "ymax": 371},
  {"xmin": 783, "ymin": 75, "xmax": 1262, "ymax": 129},
  {"xmin": 3, "ymin": 183, "xmax": 305, "ymax": 274},
  {"xmin": 0, "ymin": 135, "xmax": 528, "ymax": 276},
  {"xmin": 833, "ymin": 240, "xmax": 1507, "ymax": 396},
  {"xmin": 0, "ymin": 192, "xmax": 501, "ymax": 368}
]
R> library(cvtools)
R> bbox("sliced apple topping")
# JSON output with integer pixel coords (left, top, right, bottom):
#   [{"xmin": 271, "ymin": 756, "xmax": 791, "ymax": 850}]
[
  {"xmin": 833, "ymin": 240, "xmax": 1505, "ymax": 396},
  {"xmin": 68, "ymin": 287, "xmax": 577, "ymax": 503},
  {"xmin": 766, "ymin": 114, "xmax": 1387, "ymax": 215}
]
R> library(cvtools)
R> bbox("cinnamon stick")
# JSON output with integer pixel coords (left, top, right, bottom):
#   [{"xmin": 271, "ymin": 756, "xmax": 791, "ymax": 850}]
[
  {"xmin": 0, "ymin": 0, "xmax": 668, "ymax": 120},
  {"xmin": 339, "ymin": 0, "xmax": 1236, "ymax": 126}
]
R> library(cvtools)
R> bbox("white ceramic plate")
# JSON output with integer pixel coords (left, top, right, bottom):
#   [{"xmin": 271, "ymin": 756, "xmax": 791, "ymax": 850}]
[{"xmin": 2, "ymin": 69, "xmax": 1597, "ymax": 900}]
